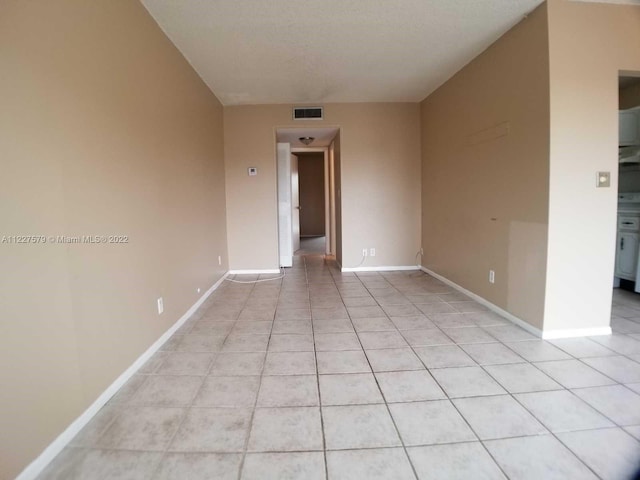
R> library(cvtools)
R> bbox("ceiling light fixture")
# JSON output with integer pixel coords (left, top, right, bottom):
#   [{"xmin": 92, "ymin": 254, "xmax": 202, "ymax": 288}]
[{"xmin": 299, "ymin": 136, "xmax": 315, "ymax": 146}]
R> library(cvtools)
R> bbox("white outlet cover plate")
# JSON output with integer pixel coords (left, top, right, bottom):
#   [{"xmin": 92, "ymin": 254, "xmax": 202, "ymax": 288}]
[{"xmin": 596, "ymin": 171, "xmax": 610, "ymax": 188}]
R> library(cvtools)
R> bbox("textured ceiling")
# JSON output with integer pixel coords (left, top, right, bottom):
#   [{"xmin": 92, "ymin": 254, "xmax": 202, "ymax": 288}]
[{"xmin": 141, "ymin": 0, "xmax": 543, "ymax": 106}]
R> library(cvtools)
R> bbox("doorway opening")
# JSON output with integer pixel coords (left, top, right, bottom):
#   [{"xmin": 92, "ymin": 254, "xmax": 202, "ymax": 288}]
[
  {"xmin": 612, "ymin": 72, "xmax": 640, "ymax": 330},
  {"xmin": 295, "ymin": 151, "xmax": 326, "ymax": 254},
  {"xmin": 275, "ymin": 127, "xmax": 341, "ymax": 267}
]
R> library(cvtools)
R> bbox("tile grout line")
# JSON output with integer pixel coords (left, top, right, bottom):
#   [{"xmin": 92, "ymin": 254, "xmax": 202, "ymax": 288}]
[
  {"xmin": 404, "ymin": 276, "xmax": 536, "ymax": 480},
  {"xmin": 419, "ymin": 300, "xmax": 611, "ymax": 478},
  {"xmin": 91, "ymin": 305, "xmax": 220, "ymax": 474},
  {"xmin": 76, "ymin": 285, "xmax": 246, "ymax": 476},
  {"xmin": 236, "ymin": 271, "xmax": 279, "ymax": 480},
  {"xmin": 191, "ymin": 270, "xmax": 637, "ymax": 479},
  {"xmin": 469, "ymin": 351, "xmax": 606, "ymax": 479},
  {"xmin": 351, "ymin": 272, "xmax": 424, "ymax": 480},
  {"xmin": 363, "ymin": 272, "xmax": 516, "ymax": 480},
  {"xmin": 505, "ymin": 391, "xmax": 610, "ymax": 480},
  {"xmin": 74, "ymin": 306, "xmax": 240, "ymax": 459},
  {"xmin": 305, "ymin": 256, "xmax": 330, "ymax": 480},
  {"xmin": 523, "ymin": 352, "xmax": 640, "ymax": 431},
  {"xmin": 37, "ymin": 430, "xmax": 628, "ymax": 458},
  {"xmin": 153, "ymin": 280, "xmax": 254, "ymax": 479},
  {"xmin": 38, "ymin": 264, "xmax": 640, "ymax": 478},
  {"xmin": 412, "ymin": 279, "xmax": 632, "ymax": 479}
]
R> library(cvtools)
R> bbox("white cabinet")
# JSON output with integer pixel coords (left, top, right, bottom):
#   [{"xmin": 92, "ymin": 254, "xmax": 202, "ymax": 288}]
[
  {"xmin": 615, "ymin": 213, "xmax": 640, "ymax": 280},
  {"xmin": 616, "ymin": 232, "xmax": 639, "ymax": 280},
  {"xmin": 620, "ymin": 108, "xmax": 640, "ymax": 146}
]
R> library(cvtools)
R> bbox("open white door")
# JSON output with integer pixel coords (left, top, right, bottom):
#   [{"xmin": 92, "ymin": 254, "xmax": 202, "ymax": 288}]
[
  {"xmin": 291, "ymin": 154, "xmax": 300, "ymax": 254},
  {"xmin": 277, "ymin": 143, "xmax": 293, "ymax": 267}
]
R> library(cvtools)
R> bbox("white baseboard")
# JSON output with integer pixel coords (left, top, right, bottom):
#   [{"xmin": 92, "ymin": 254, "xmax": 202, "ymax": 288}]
[
  {"xmin": 420, "ymin": 266, "xmax": 613, "ymax": 339},
  {"xmin": 229, "ymin": 269, "xmax": 281, "ymax": 275},
  {"xmin": 341, "ymin": 265, "xmax": 421, "ymax": 273},
  {"xmin": 420, "ymin": 266, "xmax": 543, "ymax": 338},
  {"xmin": 542, "ymin": 326, "xmax": 612, "ymax": 340},
  {"xmin": 16, "ymin": 271, "xmax": 229, "ymax": 480}
]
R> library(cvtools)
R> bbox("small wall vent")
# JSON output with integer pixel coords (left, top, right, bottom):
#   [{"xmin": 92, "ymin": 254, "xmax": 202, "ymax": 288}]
[{"xmin": 293, "ymin": 106, "xmax": 323, "ymax": 120}]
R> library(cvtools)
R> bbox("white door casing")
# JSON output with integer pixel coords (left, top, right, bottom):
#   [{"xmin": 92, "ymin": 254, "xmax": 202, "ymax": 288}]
[
  {"xmin": 277, "ymin": 142, "xmax": 293, "ymax": 267},
  {"xmin": 291, "ymin": 146, "xmax": 333, "ymax": 256},
  {"xmin": 291, "ymin": 154, "xmax": 300, "ymax": 254}
]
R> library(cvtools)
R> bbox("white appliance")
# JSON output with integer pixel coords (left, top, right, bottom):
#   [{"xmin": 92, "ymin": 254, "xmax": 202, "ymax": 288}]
[
  {"xmin": 615, "ymin": 193, "xmax": 640, "ymax": 292},
  {"xmin": 620, "ymin": 146, "xmax": 640, "ymax": 165},
  {"xmin": 620, "ymin": 107, "xmax": 640, "ymax": 147}
]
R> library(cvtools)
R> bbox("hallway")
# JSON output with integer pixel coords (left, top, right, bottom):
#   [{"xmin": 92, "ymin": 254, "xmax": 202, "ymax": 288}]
[
  {"xmin": 295, "ymin": 236, "xmax": 326, "ymax": 256},
  {"xmin": 39, "ymin": 257, "xmax": 640, "ymax": 479}
]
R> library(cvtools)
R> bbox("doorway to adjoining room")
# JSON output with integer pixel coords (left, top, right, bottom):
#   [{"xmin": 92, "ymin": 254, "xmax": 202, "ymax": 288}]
[
  {"xmin": 296, "ymin": 151, "xmax": 326, "ymax": 255},
  {"xmin": 275, "ymin": 127, "xmax": 340, "ymax": 267},
  {"xmin": 613, "ymin": 73, "xmax": 640, "ymax": 331}
]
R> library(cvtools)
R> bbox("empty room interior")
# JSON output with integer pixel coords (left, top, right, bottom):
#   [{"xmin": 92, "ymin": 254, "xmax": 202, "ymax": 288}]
[{"xmin": 3, "ymin": 0, "xmax": 640, "ymax": 479}]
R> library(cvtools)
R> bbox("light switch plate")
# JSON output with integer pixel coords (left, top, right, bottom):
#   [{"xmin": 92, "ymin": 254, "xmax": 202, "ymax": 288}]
[
  {"xmin": 596, "ymin": 171, "xmax": 610, "ymax": 188},
  {"xmin": 248, "ymin": 167, "xmax": 258, "ymax": 176}
]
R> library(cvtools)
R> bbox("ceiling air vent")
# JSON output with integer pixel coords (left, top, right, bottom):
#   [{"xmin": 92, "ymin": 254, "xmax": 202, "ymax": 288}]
[{"xmin": 293, "ymin": 106, "xmax": 323, "ymax": 120}]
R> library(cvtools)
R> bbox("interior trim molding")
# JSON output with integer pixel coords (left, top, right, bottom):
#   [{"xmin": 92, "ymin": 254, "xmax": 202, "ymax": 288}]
[
  {"xmin": 420, "ymin": 266, "xmax": 613, "ymax": 339},
  {"xmin": 419, "ymin": 266, "xmax": 544, "ymax": 338},
  {"xmin": 541, "ymin": 326, "xmax": 612, "ymax": 340},
  {"xmin": 16, "ymin": 271, "xmax": 229, "ymax": 480},
  {"xmin": 341, "ymin": 265, "xmax": 421, "ymax": 273},
  {"xmin": 228, "ymin": 269, "xmax": 281, "ymax": 275}
]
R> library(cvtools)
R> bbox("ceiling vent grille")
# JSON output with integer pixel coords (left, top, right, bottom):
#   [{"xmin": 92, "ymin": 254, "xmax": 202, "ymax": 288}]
[{"xmin": 293, "ymin": 107, "xmax": 323, "ymax": 120}]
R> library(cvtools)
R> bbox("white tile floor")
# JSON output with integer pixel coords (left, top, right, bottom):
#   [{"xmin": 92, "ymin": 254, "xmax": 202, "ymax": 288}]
[{"xmin": 38, "ymin": 258, "xmax": 640, "ymax": 479}]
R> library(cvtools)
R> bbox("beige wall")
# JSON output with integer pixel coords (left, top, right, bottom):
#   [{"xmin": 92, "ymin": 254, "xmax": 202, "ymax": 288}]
[
  {"xmin": 0, "ymin": 1, "xmax": 228, "ymax": 477},
  {"xmin": 420, "ymin": 3, "xmax": 550, "ymax": 329},
  {"xmin": 620, "ymin": 80, "xmax": 640, "ymax": 109},
  {"xmin": 298, "ymin": 153, "xmax": 326, "ymax": 237},
  {"xmin": 224, "ymin": 104, "xmax": 421, "ymax": 270},
  {"xmin": 545, "ymin": 0, "xmax": 640, "ymax": 332}
]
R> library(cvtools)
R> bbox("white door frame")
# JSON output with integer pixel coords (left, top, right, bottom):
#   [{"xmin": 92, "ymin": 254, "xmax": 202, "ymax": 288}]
[
  {"xmin": 291, "ymin": 153, "xmax": 300, "ymax": 254},
  {"xmin": 291, "ymin": 146, "xmax": 332, "ymax": 255},
  {"xmin": 277, "ymin": 142, "xmax": 294, "ymax": 267},
  {"xmin": 329, "ymin": 142, "xmax": 336, "ymax": 258}
]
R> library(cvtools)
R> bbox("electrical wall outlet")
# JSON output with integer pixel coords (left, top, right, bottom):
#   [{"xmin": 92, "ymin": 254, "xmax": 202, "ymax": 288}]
[
  {"xmin": 370, "ymin": 248, "xmax": 376, "ymax": 257},
  {"xmin": 489, "ymin": 270, "xmax": 495, "ymax": 284},
  {"xmin": 157, "ymin": 297, "xmax": 164, "ymax": 314},
  {"xmin": 197, "ymin": 287, "xmax": 201, "ymax": 294},
  {"xmin": 218, "ymin": 255, "xmax": 222, "ymax": 265},
  {"xmin": 362, "ymin": 248, "xmax": 368, "ymax": 257}
]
